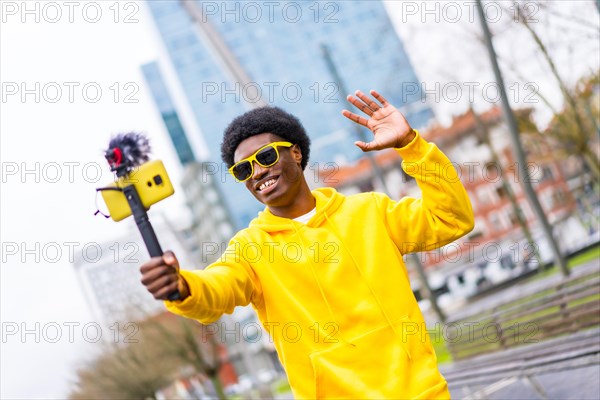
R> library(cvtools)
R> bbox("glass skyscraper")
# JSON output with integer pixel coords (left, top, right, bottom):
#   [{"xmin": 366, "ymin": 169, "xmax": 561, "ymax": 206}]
[
  {"xmin": 144, "ymin": 0, "xmax": 434, "ymax": 228},
  {"xmin": 142, "ymin": 62, "xmax": 197, "ymax": 166}
]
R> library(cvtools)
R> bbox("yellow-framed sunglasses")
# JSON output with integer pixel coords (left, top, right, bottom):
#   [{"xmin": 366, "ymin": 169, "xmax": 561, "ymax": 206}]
[{"xmin": 229, "ymin": 141, "xmax": 293, "ymax": 182}]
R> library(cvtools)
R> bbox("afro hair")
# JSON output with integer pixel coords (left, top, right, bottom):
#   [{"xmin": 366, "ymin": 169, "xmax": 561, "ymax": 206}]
[{"xmin": 221, "ymin": 106, "xmax": 311, "ymax": 170}]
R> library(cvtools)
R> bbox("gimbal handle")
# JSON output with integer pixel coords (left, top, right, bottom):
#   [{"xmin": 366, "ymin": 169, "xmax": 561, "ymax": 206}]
[{"xmin": 122, "ymin": 184, "xmax": 181, "ymax": 301}]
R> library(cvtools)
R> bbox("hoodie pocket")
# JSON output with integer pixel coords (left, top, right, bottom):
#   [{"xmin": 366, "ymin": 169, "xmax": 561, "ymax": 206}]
[{"xmin": 308, "ymin": 316, "xmax": 445, "ymax": 399}]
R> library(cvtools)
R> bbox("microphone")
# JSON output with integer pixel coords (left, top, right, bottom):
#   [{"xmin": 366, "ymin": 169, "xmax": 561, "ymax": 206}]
[{"xmin": 105, "ymin": 132, "xmax": 150, "ymax": 176}]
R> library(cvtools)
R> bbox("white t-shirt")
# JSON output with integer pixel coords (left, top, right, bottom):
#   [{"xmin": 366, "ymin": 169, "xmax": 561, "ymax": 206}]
[{"xmin": 293, "ymin": 207, "xmax": 316, "ymax": 224}]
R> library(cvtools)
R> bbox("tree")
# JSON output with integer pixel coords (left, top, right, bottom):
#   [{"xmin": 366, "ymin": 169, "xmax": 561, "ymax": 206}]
[
  {"xmin": 142, "ymin": 313, "xmax": 229, "ymax": 400},
  {"xmin": 69, "ymin": 332, "xmax": 178, "ymax": 399},
  {"xmin": 69, "ymin": 313, "xmax": 230, "ymax": 399},
  {"xmin": 543, "ymin": 73, "xmax": 600, "ymax": 172},
  {"xmin": 506, "ymin": 2, "xmax": 600, "ymax": 184}
]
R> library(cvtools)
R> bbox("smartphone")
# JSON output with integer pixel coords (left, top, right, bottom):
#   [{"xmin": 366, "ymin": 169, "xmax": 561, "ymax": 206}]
[{"xmin": 100, "ymin": 159, "xmax": 175, "ymax": 222}]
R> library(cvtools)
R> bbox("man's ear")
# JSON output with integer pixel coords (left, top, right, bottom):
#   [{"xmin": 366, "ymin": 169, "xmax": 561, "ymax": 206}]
[{"xmin": 291, "ymin": 144, "xmax": 302, "ymax": 164}]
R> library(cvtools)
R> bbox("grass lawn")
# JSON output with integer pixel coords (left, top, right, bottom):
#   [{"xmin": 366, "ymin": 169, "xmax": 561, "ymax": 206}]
[
  {"xmin": 272, "ymin": 378, "xmax": 291, "ymax": 394},
  {"xmin": 568, "ymin": 244, "xmax": 600, "ymax": 268},
  {"xmin": 429, "ymin": 324, "xmax": 453, "ymax": 364},
  {"xmin": 432, "ymin": 244, "xmax": 599, "ymax": 364},
  {"xmin": 528, "ymin": 243, "xmax": 599, "ymax": 281}
]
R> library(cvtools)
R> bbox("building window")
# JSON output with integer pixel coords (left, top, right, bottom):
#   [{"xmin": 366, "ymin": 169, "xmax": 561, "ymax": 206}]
[
  {"xmin": 468, "ymin": 231, "xmax": 484, "ymax": 240},
  {"xmin": 505, "ymin": 207, "xmax": 520, "ymax": 226},
  {"xmin": 540, "ymin": 166, "xmax": 554, "ymax": 183},
  {"xmin": 496, "ymin": 185, "xmax": 507, "ymax": 199},
  {"xmin": 474, "ymin": 217, "xmax": 487, "ymax": 233},
  {"xmin": 477, "ymin": 186, "xmax": 494, "ymax": 205},
  {"xmin": 486, "ymin": 162, "xmax": 502, "ymax": 182},
  {"xmin": 489, "ymin": 212, "xmax": 502, "ymax": 231},
  {"xmin": 552, "ymin": 188, "xmax": 568, "ymax": 207},
  {"xmin": 468, "ymin": 217, "xmax": 486, "ymax": 240},
  {"xmin": 540, "ymin": 189, "xmax": 553, "ymax": 210},
  {"xmin": 510, "ymin": 179, "xmax": 521, "ymax": 195}
]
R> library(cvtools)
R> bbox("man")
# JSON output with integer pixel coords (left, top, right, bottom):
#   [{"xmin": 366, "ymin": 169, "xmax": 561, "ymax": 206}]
[{"xmin": 140, "ymin": 90, "xmax": 474, "ymax": 399}]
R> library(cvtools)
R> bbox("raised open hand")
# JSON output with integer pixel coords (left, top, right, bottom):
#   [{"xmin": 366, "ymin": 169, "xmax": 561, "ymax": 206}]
[{"xmin": 342, "ymin": 90, "xmax": 415, "ymax": 152}]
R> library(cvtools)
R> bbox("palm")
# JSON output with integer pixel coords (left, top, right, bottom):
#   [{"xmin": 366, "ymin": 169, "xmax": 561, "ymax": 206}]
[{"xmin": 342, "ymin": 90, "xmax": 413, "ymax": 151}]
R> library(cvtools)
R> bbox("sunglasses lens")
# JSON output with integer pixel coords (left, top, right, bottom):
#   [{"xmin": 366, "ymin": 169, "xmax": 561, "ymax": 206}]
[
  {"xmin": 256, "ymin": 146, "xmax": 278, "ymax": 166},
  {"xmin": 232, "ymin": 161, "xmax": 252, "ymax": 181}
]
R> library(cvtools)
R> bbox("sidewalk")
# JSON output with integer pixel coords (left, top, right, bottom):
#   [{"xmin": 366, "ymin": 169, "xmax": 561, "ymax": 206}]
[
  {"xmin": 437, "ymin": 257, "xmax": 600, "ymax": 399},
  {"xmin": 440, "ymin": 327, "xmax": 600, "ymax": 399},
  {"xmin": 448, "ymin": 364, "xmax": 600, "ymax": 399}
]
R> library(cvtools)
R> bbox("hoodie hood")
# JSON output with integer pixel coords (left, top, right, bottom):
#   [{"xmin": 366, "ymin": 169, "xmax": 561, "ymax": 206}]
[{"xmin": 248, "ymin": 187, "xmax": 345, "ymax": 232}]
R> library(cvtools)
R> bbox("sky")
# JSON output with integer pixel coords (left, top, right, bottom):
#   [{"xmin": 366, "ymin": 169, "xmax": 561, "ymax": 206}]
[{"xmin": 1, "ymin": 1, "xmax": 598, "ymax": 398}]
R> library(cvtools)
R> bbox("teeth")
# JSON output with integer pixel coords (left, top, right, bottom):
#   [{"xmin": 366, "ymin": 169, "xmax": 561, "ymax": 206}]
[{"xmin": 259, "ymin": 178, "xmax": 277, "ymax": 191}]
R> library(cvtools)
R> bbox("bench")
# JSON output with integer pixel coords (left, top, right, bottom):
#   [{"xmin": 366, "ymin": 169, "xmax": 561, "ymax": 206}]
[{"xmin": 444, "ymin": 269, "xmax": 600, "ymax": 361}]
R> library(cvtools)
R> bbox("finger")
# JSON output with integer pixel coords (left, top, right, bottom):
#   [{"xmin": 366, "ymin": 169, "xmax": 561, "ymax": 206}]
[
  {"xmin": 140, "ymin": 264, "xmax": 172, "ymax": 286},
  {"xmin": 140, "ymin": 256, "xmax": 166, "ymax": 274},
  {"xmin": 355, "ymin": 90, "xmax": 381, "ymax": 112},
  {"xmin": 370, "ymin": 90, "xmax": 389, "ymax": 107},
  {"xmin": 346, "ymin": 95, "xmax": 374, "ymax": 116},
  {"xmin": 155, "ymin": 279, "xmax": 180, "ymax": 301},
  {"xmin": 354, "ymin": 141, "xmax": 374, "ymax": 152},
  {"xmin": 146, "ymin": 273, "xmax": 177, "ymax": 296},
  {"xmin": 342, "ymin": 109, "xmax": 369, "ymax": 127},
  {"xmin": 163, "ymin": 251, "xmax": 179, "ymax": 269},
  {"xmin": 354, "ymin": 140, "xmax": 384, "ymax": 152}
]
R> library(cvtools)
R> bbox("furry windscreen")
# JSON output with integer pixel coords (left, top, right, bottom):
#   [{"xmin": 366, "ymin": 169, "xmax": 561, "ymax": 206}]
[{"xmin": 107, "ymin": 132, "xmax": 151, "ymax": 168}]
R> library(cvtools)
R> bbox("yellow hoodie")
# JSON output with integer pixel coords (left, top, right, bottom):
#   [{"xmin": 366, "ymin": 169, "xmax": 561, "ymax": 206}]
[{"xmin": 166, "ymin": 132, "xmax": 474, "ymax": 399}]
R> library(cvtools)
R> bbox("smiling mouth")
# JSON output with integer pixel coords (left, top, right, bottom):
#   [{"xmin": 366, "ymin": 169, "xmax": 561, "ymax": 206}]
[{"xmin": 257, "ymin": 177, "xmax": 278, "ymax": 192}]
